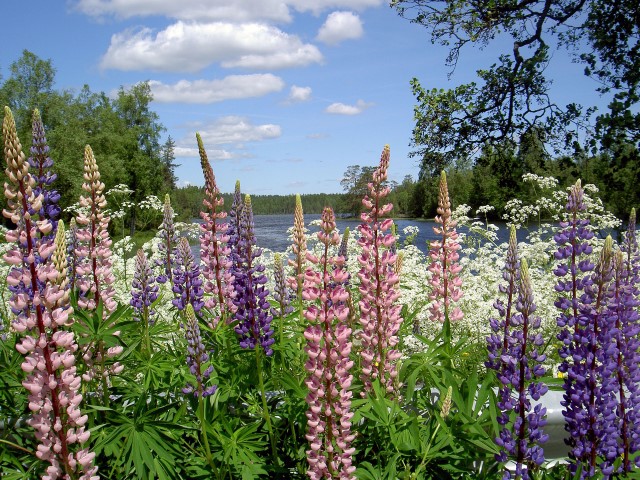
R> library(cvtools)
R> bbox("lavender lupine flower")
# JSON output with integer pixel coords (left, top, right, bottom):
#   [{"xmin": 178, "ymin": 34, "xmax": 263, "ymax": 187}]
[
  {"xmin": 74, "ymin": 145, "xmax": 116, "ymax": 314},
  {"xmin": 182, "ymin": 304, "xmax": 217, "ymax": 398},
  {"xmin": 156, "ymin": 194, "xmax": 178, "ymax": 284},
  {"xmin": 357, "ymin": 145, "xmax": 402, "ymax": 397},
  {"xmin": 131, "ymin": 249, "xmax": 158, "ymax": 325},
  {"xmin": 554, "ymin": 181, "xmax": 624, "ymax": 478},
  {"xmin": 272, "ymin": 253, "xmax": 293, "ymax": 318},
  {"xmin": 287, "ymin": 193, "xmax": 307, "ymax": 301},
  {"xmin": 28, "ymin": 109, "xmax": 61, "ymax": 235},
  {"xmin": 488, "ymin": 254, "xmax": 548, "ymax": 479},
  {"xmin": 3, "ymin": 107, "xmax": 98, "ymax": 479},
  {"xmin": 303, "ymin": 206, "xmax": 356, "ymax": 480},
  {"xmin": 197, "ymin": 133, "xmax": 235, "ymax": 324},
  {"xmin": 232, "ymin": 195, "xmax": 274, "ymax": 355},
  {"xmin": 622, "ymin": 208, "xmax": 639, "ymax": 289},
  {"xmin": 172, "ymin": 237, "xmax": 205, "ymax": 313},
  {"xmin": 428, "ymin": 171, "xmax": 463, "ymax": 323},
  {"xmin": 226, "ymin": 180, "xmax": 244, "ymax": 270},
  {"xmin": 610, "ymin": 248, "xmax": 640, "ymax": 472}
]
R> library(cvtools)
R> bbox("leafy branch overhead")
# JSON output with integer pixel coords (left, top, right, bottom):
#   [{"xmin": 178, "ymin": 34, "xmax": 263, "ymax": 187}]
[{"xmin": 392, "ymin": 0, "xmax": 640, "ymax": 166}]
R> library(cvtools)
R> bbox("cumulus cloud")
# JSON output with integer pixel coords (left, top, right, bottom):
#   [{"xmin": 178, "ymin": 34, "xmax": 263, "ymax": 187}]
[
  {"xmin": 174, "ymin": 146, "xmax": 235, "ymax": 160},
  {"xmin": 287, "ymin": 85, "xmax": 312, "ymax": 103},
  {"xmin": 196, "ymin": 116, "xmax": 282, "ymax": 146},
  {"xmin": 74, "ymin": 0, "xmax": 384, "ymax": 21},
  {"xmin": 100, "ymin": 21, "xmax": 323, "ymax": 72},
  {"xmin": 149, "ymin": 74, "xmax": 285, "ymax": 103},
  {"xmin": 316, "ymin": 11, "xmax": 363, "ymax": 45},
  {"xmin": 325, "ymin": 99, "xmax": 373, "ymax": 115}
]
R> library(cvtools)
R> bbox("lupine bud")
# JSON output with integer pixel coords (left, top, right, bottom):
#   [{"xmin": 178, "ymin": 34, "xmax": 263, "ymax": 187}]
[
  {"xmin": 182, "ymin": 304, "xmax": 217, "ymax": 398},
  {"xmin": 131, "ymin": 249, "xmax": 158, "ymax": 325}
]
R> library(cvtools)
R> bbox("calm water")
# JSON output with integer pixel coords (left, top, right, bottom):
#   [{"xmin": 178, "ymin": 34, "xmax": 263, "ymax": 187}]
[{"xmin": 248, "ymin": 214, "xmax": 516, "ymax": 254}]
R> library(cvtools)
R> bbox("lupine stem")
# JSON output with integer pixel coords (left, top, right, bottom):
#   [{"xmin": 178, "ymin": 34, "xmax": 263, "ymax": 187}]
[{"xmin": 255, "ymin": 346, "xmax": 278, "ymax": 462}]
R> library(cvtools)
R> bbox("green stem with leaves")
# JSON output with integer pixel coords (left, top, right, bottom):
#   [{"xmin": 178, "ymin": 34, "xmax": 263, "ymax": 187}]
[{"xmin": 255, "ymin": 347, "xmax": 278, "ymax": 463}]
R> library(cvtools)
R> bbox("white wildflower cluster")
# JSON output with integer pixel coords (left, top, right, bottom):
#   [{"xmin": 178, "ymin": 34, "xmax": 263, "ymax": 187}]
[
  {"xmin": 522, "ymin": 173, "xmax": 559, "ymax": 190},
  {"xmin": 402, "ymin": 225, "xmax": 419, "ymax": 246},
  {"xmin": 139, "ymin": 195, "xmax": 163, "ymax": 212},
  {"xmin": 476, "ymin": 205, "xmax": 495, "ymax": 216},
  {"xmin": 105, "ymin": 184, "xmax": 134, "ymax": 196}
]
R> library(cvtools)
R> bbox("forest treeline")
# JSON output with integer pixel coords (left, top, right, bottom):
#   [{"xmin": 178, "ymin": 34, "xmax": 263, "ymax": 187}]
[{"xmin": 1, "ymin": 50, "xmax": 638, "ymax": 230}]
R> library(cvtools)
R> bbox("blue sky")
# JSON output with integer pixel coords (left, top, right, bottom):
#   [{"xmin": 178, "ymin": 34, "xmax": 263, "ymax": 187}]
[{"xmin": 3, "ymin": 0, "xmax": 601, "ymax": 195}]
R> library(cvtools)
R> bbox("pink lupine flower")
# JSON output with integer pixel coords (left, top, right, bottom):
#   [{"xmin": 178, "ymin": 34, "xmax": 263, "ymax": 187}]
[
  {"xmin": 2, "ymin": 107, "xmax": 97, "ymax": 479},
  {"xmin": 288, "ymin": 194, "xmax": 307, "ymax": 298},
  {"xmin": 75, "ymin": 145, "xmax": 116, "ymax": 314},
  {"xmin": 304, "ymin": 207, "xmax": 356, "ymax": 480},
  {"xmin": 428, "ymin": 171, "xmax": 463, "ymax": 323},
  {"xmin": 357, "ymin": 145, "xmax": 403, "ymax": 396},
  {"xmin": 197, "ymin": 133, "xmax": 235, "ymax": 325}
]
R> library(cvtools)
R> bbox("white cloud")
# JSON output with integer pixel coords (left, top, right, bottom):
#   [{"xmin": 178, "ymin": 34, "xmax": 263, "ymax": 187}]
[
  {"xmin": 74, "ymin": 0, "xmax": 384, "ymax": 21},
  {"xmin": 316, "ymin": 11, "xmax": 363, "ymax": 45},
  {"xmin": 174, "ymin": 146, "xmax": 235, "ymax": 159},
  {"xmin": 74, "ymin": 0, "xmax": 292, "ymax": 22},
  {"xmin": 100, "ymin": 21, "xmax": 323, "ymax": 72},
  {"xmin": 325, "ymin": 99, "xmax": 373, "ymax": 115},
  {"xmin": 287, "ymin": 85, "xmax": 312, "ymax": 103},
  {"xmin": 289, "ymin": 0, "xmax": 384, "ymax": 15},
  {"xmin": 149, "ymin": 74, "xmax": 285, "ymax": 103},
  {"xmin": 196, "ymin": 116, "xmax": 282, "ymax": 146}
]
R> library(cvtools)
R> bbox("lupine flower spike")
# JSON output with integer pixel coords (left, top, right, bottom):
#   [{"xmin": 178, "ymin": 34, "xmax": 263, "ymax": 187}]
[
  {"xmin": 488, "ymin": 249, "xmax": 548, "ymax": 479},
  {"xmin": 75, "ymin": 145, "xmax": 117, "ymax": 314},
  {"xmin": 272, "ymin": 253, "xmax": 293, "ymax": 352},
  {"xmin": 197, "ymin": 133, "xmax": 234, "ymax": 325},
  {"xmin": 3, "ymin": 107, "xmax": 98, "ymax": 479},
  {"xmin": 29, "ymin": 109, "xmax": 61, "ymax": 236},
  {"xmin": 172, "ymin": 237, "xmax": 205, "ymax": 313},
  {"xmin": 287, "ymin": 193, "xmax": 307, "ymax": 309},
  {"xmin": 357, "ymin": 145, "xmax": 402, "ymax": 396},
  {"xmin": 304, "ymin": 206, "xmax": 356, "ymax": 480},
  {"xmin": 231, "ymin": 195, "xmax": 274, "ymax": 355},
  {"xmin": 554, "ymin": 181, "xmax": 624, "ymax": 478},
  {"xmin": 67, "ymin": 217, "xmax": 80, "ymax": 292},
  {"xmin": 131, "ymin": 249, "xmax": 159, "ymax": 354},
  {"xmin": 182, "ymin": 304, "xmax": 217, "ymax": 398},
  {"xmin": 156, "ymin": 194, "xmax": 178, "ymax": 285},
  {"xmin": 428, "ymin": 171, "xmax": 463, "ymax": 324}
]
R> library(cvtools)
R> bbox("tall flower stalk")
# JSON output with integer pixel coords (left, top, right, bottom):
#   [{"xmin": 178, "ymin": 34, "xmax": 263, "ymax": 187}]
[
  {"xmin": 272, "ymin": 253, "xmax": 292, "ymax": 357},
  {"xmin": 131, "ymin": 249, "xmax": 158, "ymax": 354},
  {"xmin": 28, "ymin": 108, "xmax": 60, "ymax": 236},
  {"xmin": 172, "ymin": 237, "xmax": 204, "ymax": 313},
  {"xmin": 554, "ymin": 181, "xmax": 624, "ymax": 477},
  {"xmin": 75, "ymin": 145, "xmax": 116, "ymax": 314},
  {"xmin": 487, "ymin": 242, "xmax": 548, "ymax": 479},
  {"xmin": 357, "ymin": 145, "xmax": 402, "ymax": 396},
  {"xmin": 428, "ymin": 171, "xmax": 463, "ymax": 326},
  {"xmin": 229, "ymin": 194, "xmax": 277, "ymax": 459},
  {"xmin": 3, "ymin": 106, "xmax": 97, "ymax": 479},
  {"xmin": 288, "ymin": 193, "xmax": 308, "ymax": 326},
  {"xmin": 197, "ymin": 133, "xmax": 234, "ymax": 326},
  {"xmin": 304, "ymin": 207, "xmax": 355, "ymax": 480}
]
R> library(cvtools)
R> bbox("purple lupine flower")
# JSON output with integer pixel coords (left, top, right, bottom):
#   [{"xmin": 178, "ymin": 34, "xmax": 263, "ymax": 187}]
[
  {"xmin": 554, "ymin": 181, "xmax": 623, "ymax": 478},
  {"xmin": 226, "ymin": 180, "xmax": 244, "ymax": 270},
  {"xmin": 156, "ymin": 194, "xmax": 178, "ymax": 285},
  {"xmin": 271, "ymin": 253, "xmax": 293, "ymax": 318},
  {"xmin": 182, "ymin": 304, "xmax": 217, "ymax": 398},
  {"xmin": 28, "ymin": 109, "xmax": 61, "ymax": 235},
  {"xmin": 172, "ymin": 237, "xmax": 204, "ymax": 313},
  {"xmin": 231, "ymin": 195, "xmax": 274, "ymax": 355},
  {"xmin": 131, "ymin": 249, "xmax": 158, "ymax": 325},
  {"xmin": 488, "ymin": 247, "xmax": 548, "ymax": 479},
  {"xmin": 303, "ymin": 207, "xmax": 355, "ymax": 480},
  {"xmin": 357, "ymin": 145, "xmax": 402, "ymax": 397},
  {"xmin": 3, "ymin": 107, "xmax": 98, "ymax": 479},
  {"xmin": 610, "ymin": 246, "xmax": 640, "ymax": 472},
  {"xmin": 197, "ymin": 133, "xmax": 235, "ymax": 325}
]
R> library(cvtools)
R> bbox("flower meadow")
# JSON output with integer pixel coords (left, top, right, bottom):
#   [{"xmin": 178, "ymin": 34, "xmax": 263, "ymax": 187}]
[{"xmin": 1, "ymin": 106, "xmax": 640, "ymax": 480}]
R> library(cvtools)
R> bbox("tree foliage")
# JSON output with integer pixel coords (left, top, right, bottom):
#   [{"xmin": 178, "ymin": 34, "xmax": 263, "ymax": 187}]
[{"xmin": 392, "ymin": 0, "xmax": 640, "ymax": 169}]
